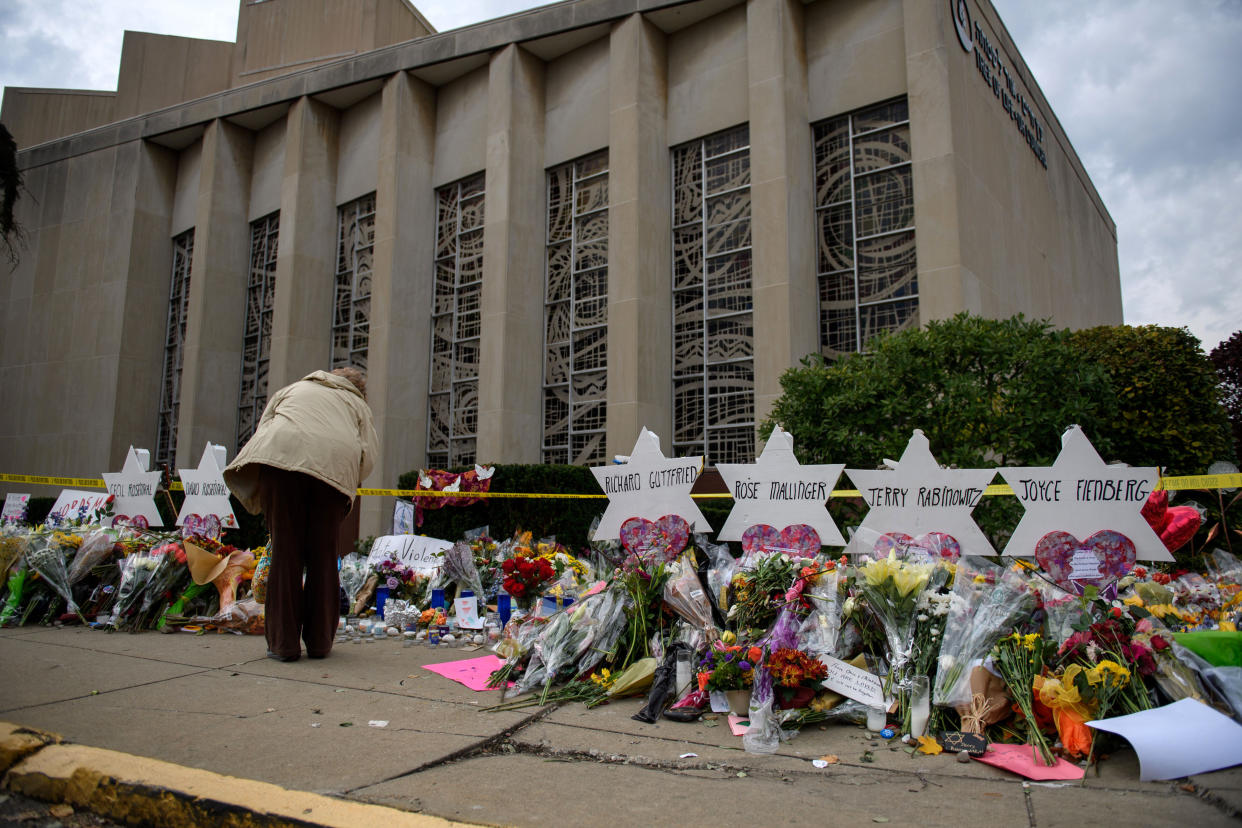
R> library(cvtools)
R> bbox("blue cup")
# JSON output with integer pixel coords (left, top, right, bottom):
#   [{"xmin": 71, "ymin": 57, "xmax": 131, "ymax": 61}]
[
  {"xmin": 431, "ymin": 587, "xmax": 445, "ymax": 609},
  {"xmin": 375, "ymin": 586, "xmax": 389, "ymax": 620},
  {"xmin": 497, "ymin": 592, "xmax": 511, "ymax": 627}
]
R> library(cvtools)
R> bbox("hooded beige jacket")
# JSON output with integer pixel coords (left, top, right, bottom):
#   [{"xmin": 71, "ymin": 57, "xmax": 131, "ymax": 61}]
[{"xmin": 224, "ymin": 371, "xmax": 379, "ymax": 514}]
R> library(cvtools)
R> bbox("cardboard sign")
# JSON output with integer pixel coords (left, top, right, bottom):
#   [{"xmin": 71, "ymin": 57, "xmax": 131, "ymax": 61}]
[
  {"xmin": 1000, "ymin": 426, "xmax": 1170, "ymax": 562},
  {"xmin": 454, "ymin": 594, "xmax": 483, "ymax": 629},
  {"xmin": 365, "ymin": 534, "xmax": 452, "ymax": 572},
  {"xmin": 46, "ymin": 489, "xmax": 113, "ymax": 525},
  {"xmin": 845, "ymin": 430, "xmax": 997, "ymax": 558},
  {"xmin": 2, "ymin": 493, "xmax": 29, "ymax": 523},
  {"xmin": 589, "ymin": 428, "xmax": 710, "ymax": 540},
  {"xmin": 177, "ymin": 443, "xmax": 237, "ymax": 532},
  {"xmin": 1087, "ymin": 698, "xmax": 1242, "ymax": 781},
  {"xmin": 716, "ymin": 426, "xmax": 846, "ymax": 546},
  {"xmin": 102, "ymin": 446, "xmax": 163, "ymax": 528},
  {"xmin": 392, "ymin": 499, "xmax": 415, "ymax": 535},
  {"xmin": 819, "ymin": 655, "xmax": 888, "ymax": 709}
]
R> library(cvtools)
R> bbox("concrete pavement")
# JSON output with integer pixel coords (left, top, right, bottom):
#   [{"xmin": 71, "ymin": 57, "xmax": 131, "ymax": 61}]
[{"xmin": 1, "ymin": 624, "xmax": 1239, "ymax": 827}]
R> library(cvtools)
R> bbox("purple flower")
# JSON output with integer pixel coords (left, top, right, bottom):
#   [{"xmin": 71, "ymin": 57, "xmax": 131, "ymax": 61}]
[
  {"xmin": 386, "ymin": 576, "xmax": 399, "ymax": 589},
  {"xmin": 738, "ymin": 660, "xmax": 752, "ymax": 671}
]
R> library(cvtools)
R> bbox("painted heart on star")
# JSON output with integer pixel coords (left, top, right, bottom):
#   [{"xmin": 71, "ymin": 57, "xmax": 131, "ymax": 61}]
[
  {"xmin": 873, "ymin": 532, "xmax": 961, "ymax": 562},
  {"xmin": 620, "ymin": 514, "xmax": 690, "ymax": 561},
  {"xmin": 740, "ymin": 524, "xmax": 822, "ymax": 558},
  {"xmin": 1034, "ymin": 529, "xmax": 1136, "ymax": 593}
]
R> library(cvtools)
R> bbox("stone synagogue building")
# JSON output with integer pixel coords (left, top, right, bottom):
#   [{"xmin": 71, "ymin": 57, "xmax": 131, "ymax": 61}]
[{"xmin": 0, "ymin": 0, "xmax": 1120, "ymax": 534}]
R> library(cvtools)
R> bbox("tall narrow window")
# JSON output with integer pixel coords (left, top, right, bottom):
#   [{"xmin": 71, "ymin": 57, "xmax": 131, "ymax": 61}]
[
  {"xmin": 813, "ymin": 98, "xmax": 918, "ymax": 358},
  {"xmin": 671, "ymin": 125, "xmax": 754, "ymax": 466},
  {"xmin": 543, "ymin": 150, "xmax": 609, "ymax": 465},
  {"xmin": 155, "ymin": 229, "xmax": 194, "ymax": 468},
  {"xmin": 332, "ymin": 193, "xmax": 375, "ymax": 371},
  {"xmin": 237, "ymin": 212, "xmax": 278, "ymax": 449},
  {"xmin": 427, "ymin": 174, "xmax": 485, "ymax": 468}
]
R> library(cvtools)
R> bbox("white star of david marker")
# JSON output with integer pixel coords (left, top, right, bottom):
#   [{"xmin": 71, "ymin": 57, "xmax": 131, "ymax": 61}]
[
  {"xmin": 716, "ymin": 425, "xmax": 845, "ymax": 545},
  {"xmin": 845, "ymin": 430, "xmax": 997, "ymax": 557},
  {"xmin": 589, "ymin": 428, "xmax": 710, "ymax": 540},
  {"xmin": 102, "ymin": 446, "xmax": 163, "ymax": 527},
  {"xmin": 177, "ymin": 443, "xmax": 238, "ymax": 530},
  {"xmin": 1000, "ymin": 425, "xmax": 1171, "ymax": 562}
]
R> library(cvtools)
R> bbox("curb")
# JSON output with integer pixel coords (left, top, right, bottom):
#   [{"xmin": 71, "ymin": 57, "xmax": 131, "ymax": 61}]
[{"xmin": 0, "ymin": 722, "xmax": 464, "ymax": 828}]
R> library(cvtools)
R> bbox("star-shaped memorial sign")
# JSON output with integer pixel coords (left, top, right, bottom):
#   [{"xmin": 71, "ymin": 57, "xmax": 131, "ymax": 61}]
[
  {"xmin": 844, "ymin": 430, "xmax": 996, "ymax": 558},
  {"xmin": 177, "ymin": 443, "xmax": 237, "ymax": 535},
  {"xmin": 999, "ymin": 425, "xmax": 1171, "ymax": 562},
  {"xmin": 716, "ymin": 425, "xmax": 845, "ymax": 546},
  {"xmin": 102, "ymin": 446, "xmax": 163, "ymax": 528},
  {"xmin": 589, "ymin": 428, "xmax": 710, "ymax": 540}
]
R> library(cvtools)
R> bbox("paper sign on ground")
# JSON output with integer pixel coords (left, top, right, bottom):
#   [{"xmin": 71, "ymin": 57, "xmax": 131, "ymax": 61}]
[
  {"xmin": 422, "ymin": 655, "xmax": 507, "ymax": 691},
  {"xmin": 819, "ymin": 655, "xmax": 887, "ymax": 708},
  {"xmin": 454, "ymin": 594, "xmax": 483, "ymax": 629},
  {"xmin": 392, "ymin": 499, "xmax": 415, "ymax": 535},
  {"xmin": 46, "ymin": 489, "xmax": 113, "ymax": 525},
  {"xmin": 715, "ymin": 426, "xmax": 845, "ymax": 546},
  {"xmin": 1000, "ymin": 426, "xmax": 1170, "ymax": 562},
  {"xmin": 2, "ymin": 493, "xmax": 29, "ymax": 523},
  {"xmin": 972, "ymin": 743, "xmax": 1085, "ymax": 780},
  {"xmin": 102, "ymin": 446, "xmax": 163, "ymax": 528},
  {"xmin": 1087, "ymin": 698, "xmax": 1242, "ymax": 780},
  {"xmin": 365, "ymin": 534, "xmax": 452, "ymax": 571}
]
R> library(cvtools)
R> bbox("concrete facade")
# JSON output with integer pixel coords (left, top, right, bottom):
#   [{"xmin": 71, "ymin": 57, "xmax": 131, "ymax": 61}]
[{"xmin": 0, "ymin": 0, "xmax": 1120, "ymax": 537}]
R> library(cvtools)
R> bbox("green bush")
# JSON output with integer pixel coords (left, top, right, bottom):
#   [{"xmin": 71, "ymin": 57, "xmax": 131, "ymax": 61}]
[
  {"xmin": 1068, "ymin": 324, "xmax": 1234, "ymax": 474},
  {"xmin": 1210, "ymin": 330, "xmax": 1242, "ymax": 462}
]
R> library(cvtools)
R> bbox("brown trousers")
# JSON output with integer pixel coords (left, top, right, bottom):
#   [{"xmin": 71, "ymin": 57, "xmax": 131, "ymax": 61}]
[{"xmin": 258, "ymin": 467, "xmax": 350, "ymax": 658}]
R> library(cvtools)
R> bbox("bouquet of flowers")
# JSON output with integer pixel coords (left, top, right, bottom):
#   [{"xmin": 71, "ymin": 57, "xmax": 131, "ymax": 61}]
[
  {"xmin": 727, "ymin": 552, "xmax": 798, "ymax": 633},
  {"xmin": 853, "ymin": 552, "xmax": 932, "ymax": 697},
  {"xmin": 662, "ymin": 555, "xmax": 714, "ymax": 634},
  {"xmin": 794, "ymin": 564, "xmax": 844, "ymax": 659},
  {"xmin": 24, "ymin": 530, "xmax": 86, "ymax": 623},
  {"xmin": 374, "ymin": 557, "xmax": 430, "ymax": 606},
  {"xmin": 501, "ymin": 554, "xmax": 556, "ymax": 610},
  {"xmin": 933, "ymin": 557, "xmax": 1035, "ymax": 708},
  {"xmin": 697, "ymin": 642, "xmax": 761, "ymax": 692},
  {"xmin": 339, "ymin": 552, "xmax": 370, "ymax": 613},
  {"xmin": 441, "ymin": 540, "xmax": 486, "ymax": 601},
  {"xmin": 992, "ymin": 632, "xmax": 1056, "ymax": 766},
  {"xmin": 765, "ymin": 646, "xmax": 827, "ymax": 709}
]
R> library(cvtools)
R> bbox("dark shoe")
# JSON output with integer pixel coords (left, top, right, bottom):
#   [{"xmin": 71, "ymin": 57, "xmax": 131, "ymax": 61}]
[{"xmin": 266, "ymin": 650, "xmax": 300, "ymax": 662}]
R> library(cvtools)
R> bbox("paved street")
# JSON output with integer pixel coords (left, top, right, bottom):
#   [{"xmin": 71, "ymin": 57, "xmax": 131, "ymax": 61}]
[{"xmin": 1, "ymin": 625, "xmax": 1239, "ymax": 827}]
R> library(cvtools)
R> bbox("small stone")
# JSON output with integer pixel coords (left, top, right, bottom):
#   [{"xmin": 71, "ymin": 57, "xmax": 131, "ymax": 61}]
[
  {"xmin": 472, "ymin": 633, "xmax": 484, "ymax": 644},
  {"xmin": 957, "ymin": 751, "xmax": 971, "ymax": 763}
]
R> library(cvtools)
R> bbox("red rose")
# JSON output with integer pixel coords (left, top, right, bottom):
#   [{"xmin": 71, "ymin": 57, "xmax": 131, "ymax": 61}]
[
  {"xmin": 1151, "ymin": 634, "xmax": 1169, "ymax": 651},
  {"xmin": 1110, "ymin": 607, "xmax": 1122, "ymax": 619}
]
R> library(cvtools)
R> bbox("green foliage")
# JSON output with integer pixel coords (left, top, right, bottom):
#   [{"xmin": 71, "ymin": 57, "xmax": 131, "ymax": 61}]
[
  {"xmin": 396, "ymin": 464, "xmax": 608, "ymax": 551},
  {"xmin": 1068, "ymin": 324, "xmax": 1234, "ymax": 474},
  {"xmin": 763, "ymin": 313, "xmax": 1114, "ymax": 469},
  {"xmin": 1210, "ymin": 330, "xmax": 1242, "ymax": 461}
]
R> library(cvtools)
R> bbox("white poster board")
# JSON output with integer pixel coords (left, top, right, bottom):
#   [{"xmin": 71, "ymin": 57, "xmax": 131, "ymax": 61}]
[
  {"xmin": 715, "ymin": 426, "xmax": 845, "ymax": 545},
  {"xmin": 589, "ymin": 428, "xmax": 710, "ymax": 540},
  {"xmin": 177, "ymin": 443, "xmax": 237, "ymax": 532},
  {"xmin": 453, "ymin": 594, "xmax": 483, "ymax": 629},
  {"xmin": 46, "ymin": 489, "xmax": 113, "ymax": 525},
  {"xmin": 844, "ymin": 430, "xmax": 997, "ymax": 558},
  {"xmin": 392, "ymin": 499, "xmax": 415, "ymax": 535},
  {"xmin": 102, "ymin": 446, "xmax": 163, "ymax": 528},
  {"xmin": 2, "ymin": 493, "xmax": 29, "ymax": 524},
  {"xmin": 999, "ymin": 425, "xmax": 1171, "ymax": 562},
  {"xmin": 365, "ymin": 534, "xmax": 452, "ymax": 572}
]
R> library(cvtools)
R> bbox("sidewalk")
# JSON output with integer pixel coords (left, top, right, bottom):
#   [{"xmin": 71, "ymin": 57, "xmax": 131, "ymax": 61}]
[{"xmin": 1, "ymin": 625, "xmax": 1239, "ymax": 827}]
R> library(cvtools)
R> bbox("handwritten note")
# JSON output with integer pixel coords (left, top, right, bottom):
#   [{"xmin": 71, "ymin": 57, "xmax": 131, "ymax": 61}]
[
  {"xmin": 819, "ymin": 655, "xmax": 887, "ymax": 708},
  {"xmin": 366, "ymin": 534, "xmax": 452, "ymax": 571}
]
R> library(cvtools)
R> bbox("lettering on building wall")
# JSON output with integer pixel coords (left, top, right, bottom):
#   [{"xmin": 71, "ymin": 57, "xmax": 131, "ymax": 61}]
[{"xmin": 951, "ymin": 0, "xmax": 1048, "ymax": 169}]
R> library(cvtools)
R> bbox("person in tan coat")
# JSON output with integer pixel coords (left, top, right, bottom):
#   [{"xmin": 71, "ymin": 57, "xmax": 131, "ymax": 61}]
[{"xmin": 224, "ymin": 367, "xmax": 378, "ymax": 661}]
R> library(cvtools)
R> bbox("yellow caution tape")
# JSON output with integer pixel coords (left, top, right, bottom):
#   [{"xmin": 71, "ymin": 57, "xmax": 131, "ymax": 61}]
[{"xmin": 6, "ymin": 471, "xmax": 1241, "ymax": 500}]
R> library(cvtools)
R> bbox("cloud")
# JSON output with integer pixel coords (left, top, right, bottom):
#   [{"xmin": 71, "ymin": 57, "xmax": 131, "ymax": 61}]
[{"xmin": 994, "ymin": 0, "xmax": 1242, "ymax": 351}]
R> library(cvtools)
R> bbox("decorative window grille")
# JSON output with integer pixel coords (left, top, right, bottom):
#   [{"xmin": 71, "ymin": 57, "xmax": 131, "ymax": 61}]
[
  {"xmin": 543, "ymin": 150, "xmax": 609, "ymax": 465},
  {"xmin": 332, "ymin": 193, "xmax": 375, "ymax": 371},
  {"xmin": 155, "ymin": 229, "xmax": 194, "ymax": 468},
  {"xmin": 427, "ymin": 174, "xmax": 485, "ymax": 468},
  {"xmin": 671, "ymin": 125, "xmax": 755, "ymax": 466},
  {"xmin": 813, "ymin": 98, "xmax": 918, "ymax": 358},
  {"xmin": 237, "ymin": 212, "xmax": 278, "ymax": 449}
]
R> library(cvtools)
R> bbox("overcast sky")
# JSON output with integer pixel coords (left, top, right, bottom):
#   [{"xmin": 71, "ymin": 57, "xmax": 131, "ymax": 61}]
[{"xmin": 2, "ymin": 0, "xmax": 1238, "ymax": 353}]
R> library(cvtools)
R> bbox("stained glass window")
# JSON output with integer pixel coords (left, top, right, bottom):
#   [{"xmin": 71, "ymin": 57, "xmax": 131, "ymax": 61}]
[
  {"xmin": 155, "ymin": 229, "xmax": 194, "ymax": 468},
  {"xmin": 543, "ymin": 150, "xmax": 609, "ymax": 465},
  {"xmin": 813, "ymin": 98, "xmax": 918, "ymax": 358},
  {"xmin": 671, "ymin": 125, "xmax": 754, "ymax": 466},
  {"xmin": 427, "ymin": 174, "xmax": 485, "ymax": 468},
  {"xmin": 236, "ymin": 212, "xmax": 278, "ymax": 449},
  {"xmin": 332, "ymin": 193, "xmax": 375, "ymax": 371}
]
